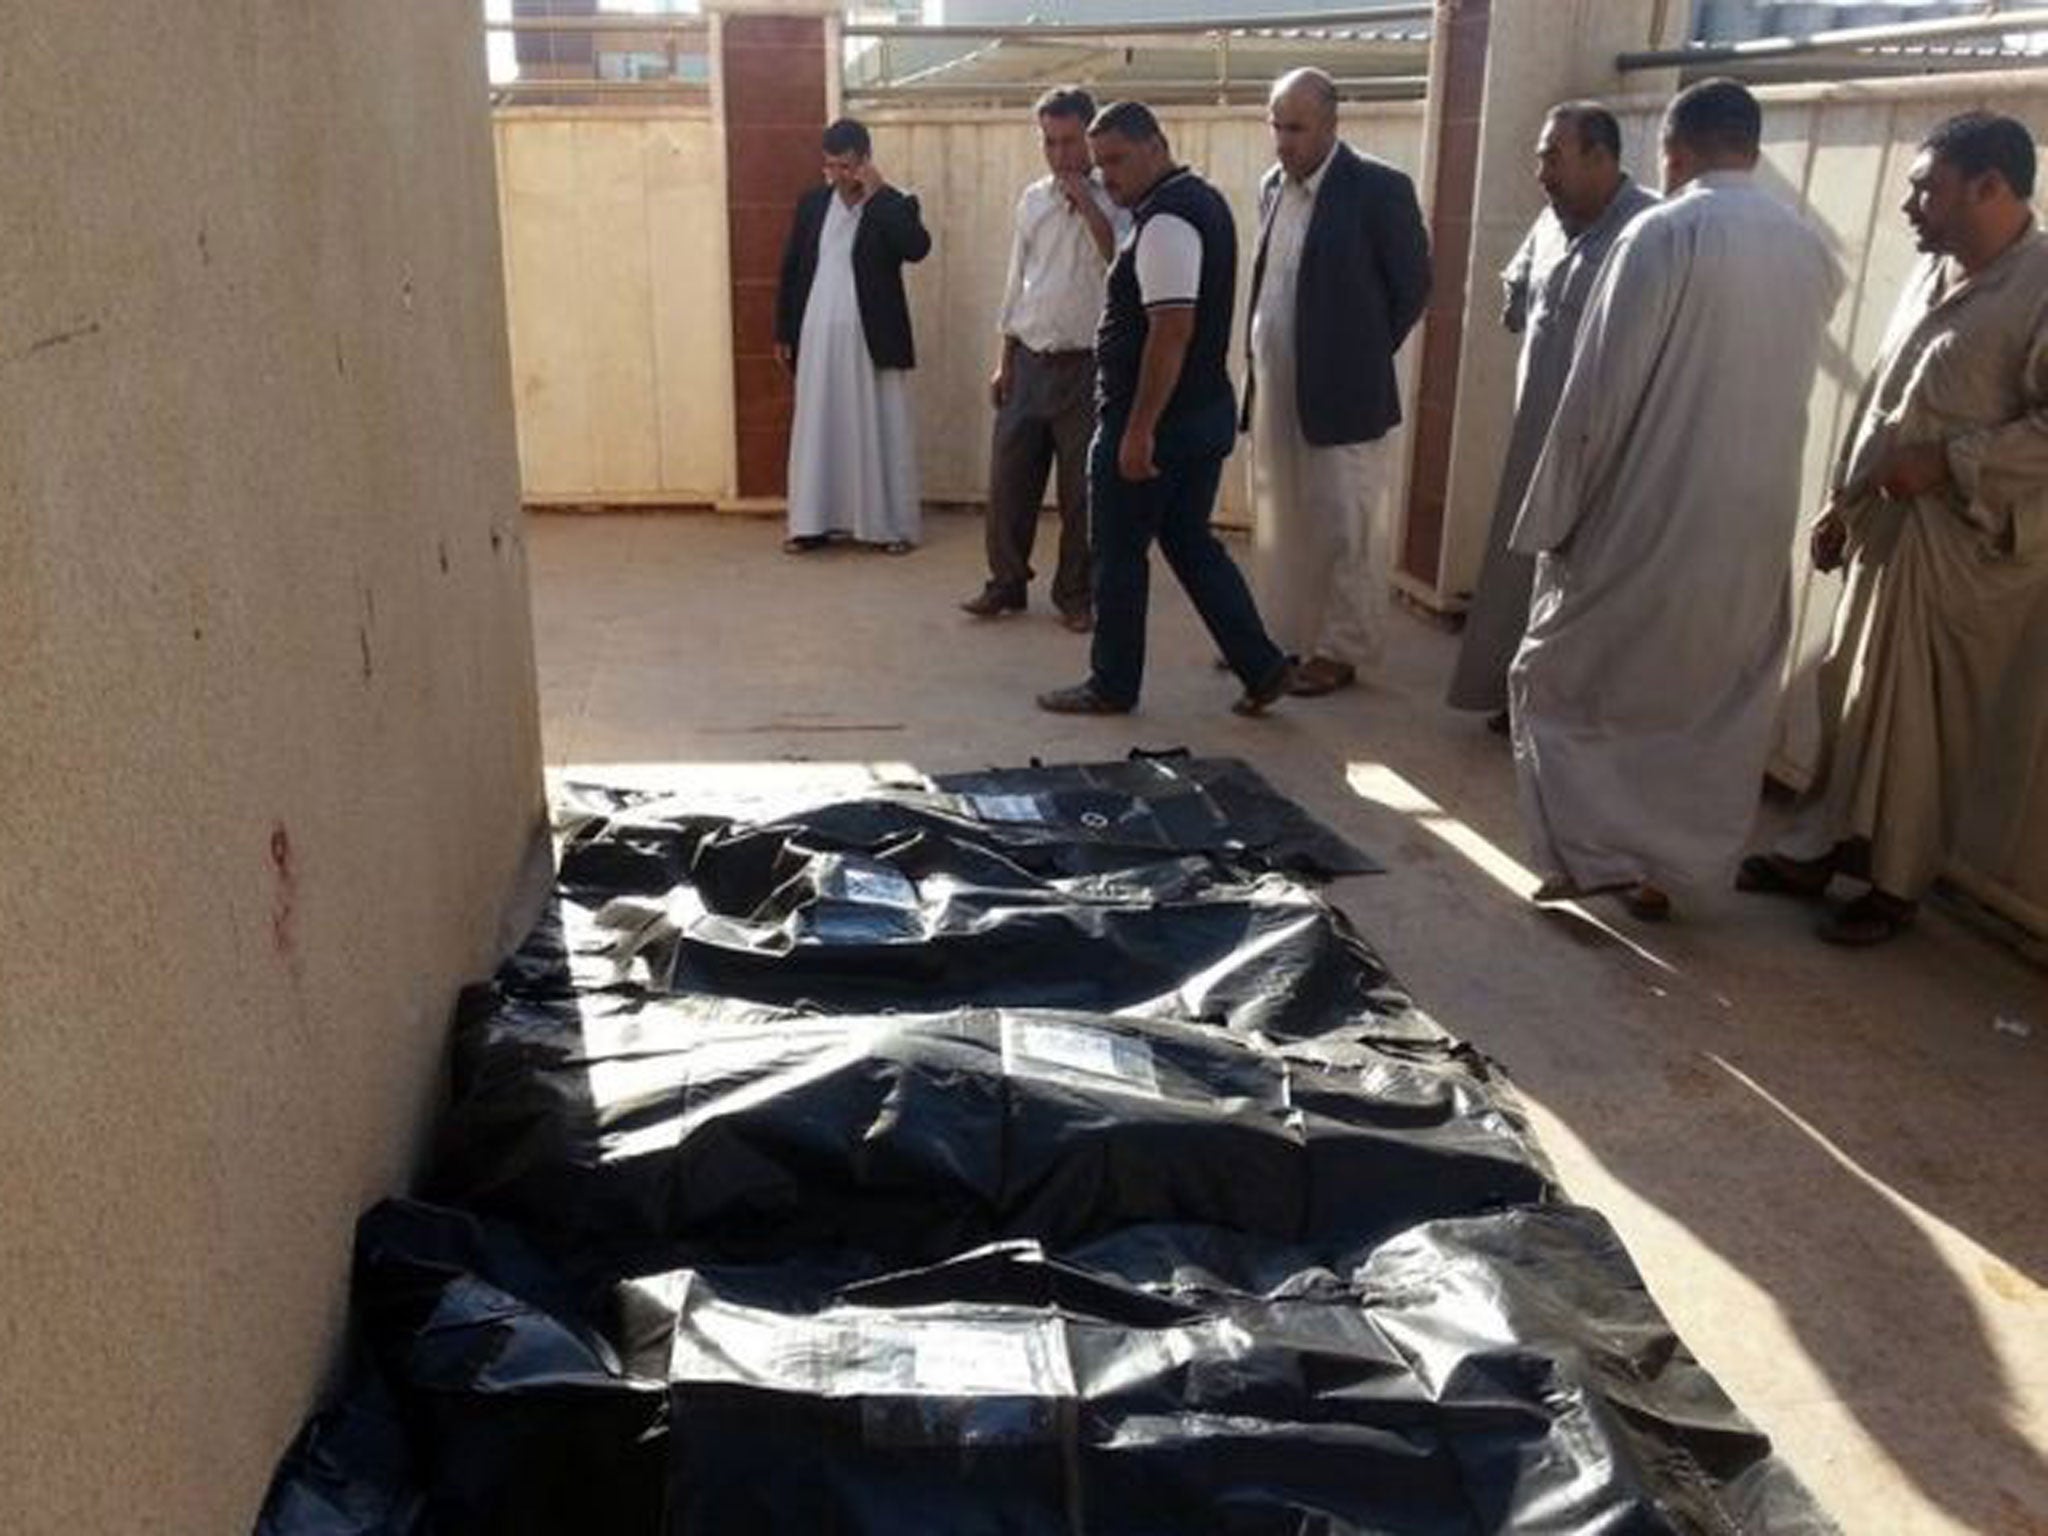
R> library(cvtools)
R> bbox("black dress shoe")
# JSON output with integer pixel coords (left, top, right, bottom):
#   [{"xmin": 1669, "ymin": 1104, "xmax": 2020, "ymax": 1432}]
[
  {"xmin": 1037, "ymin": 681, "xmax": 1131, "ymax": 715},
  {"xmin": 1817, "ymin": 890, "xmax": 1916, "ymax": 946},
  {"xmin": 1231, "ymin": 659, "xmax": 1296, "ymax": 716},
  {"xmin": 1734, "ymin": 852, "xmax": 1832, "ymax": 898},
  {"xmin": 961, "ymin": 587, "xmax": 1026, "ymax": 617}
]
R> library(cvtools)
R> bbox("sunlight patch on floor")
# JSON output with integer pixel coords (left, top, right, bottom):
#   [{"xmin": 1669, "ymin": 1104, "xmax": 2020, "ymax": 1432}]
[
  {"xmin": 1344, "ymin": 759, "xmax": 1684, "ymax": 979},
  {"xmin": 548, "ymin": 759, "xmax": 928, "ymax": 805}
]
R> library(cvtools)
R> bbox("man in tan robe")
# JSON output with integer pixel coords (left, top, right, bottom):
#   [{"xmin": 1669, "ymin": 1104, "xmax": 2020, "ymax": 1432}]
[{"xmin": 1742, "ymin": 113, "xmax": 2048, "ymax": 944}]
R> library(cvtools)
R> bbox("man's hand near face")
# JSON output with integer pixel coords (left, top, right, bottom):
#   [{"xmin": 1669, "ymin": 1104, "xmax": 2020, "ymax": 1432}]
[{"xmin": 1055, "ymin": 170, "xmax": 1116, "ymax": 262}]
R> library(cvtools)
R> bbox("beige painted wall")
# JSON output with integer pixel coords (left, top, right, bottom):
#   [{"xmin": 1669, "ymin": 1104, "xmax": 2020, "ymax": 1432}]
[
  {"xmin": 0, "ymin": 5, "xmax": 545, "ymax": 1532},
  {"xmin": 1431, "ymin": 0, "xmax": 1683, "ymax": 604},
  {"xmin": 490, "ymin": 100, "xmax": 1424, "ymax": 522},
  {"xmin": 496, "ymin": 107, "xmax": 735, "ymax": 503}
]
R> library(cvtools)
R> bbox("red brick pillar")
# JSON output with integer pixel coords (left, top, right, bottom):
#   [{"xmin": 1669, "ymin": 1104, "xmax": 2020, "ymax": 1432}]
[
  {"xmin": 710, "ymin": 1, "xmax": 837, "ymax": 505},
  {"xmin": 1401, "ymin": 0, "xmax": 1490, "ymax": 591}
]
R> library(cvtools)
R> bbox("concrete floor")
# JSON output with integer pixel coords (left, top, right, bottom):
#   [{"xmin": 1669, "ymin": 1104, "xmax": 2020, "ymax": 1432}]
[{"xmin": 529, "ymin": 508, "xmax": 2047, "ymax": 1536}]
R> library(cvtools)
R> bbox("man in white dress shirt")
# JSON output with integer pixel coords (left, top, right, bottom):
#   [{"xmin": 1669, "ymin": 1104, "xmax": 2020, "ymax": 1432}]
[{"xmin": 962, "ymin": 88, "xmax": 1127, "ymax": 630}]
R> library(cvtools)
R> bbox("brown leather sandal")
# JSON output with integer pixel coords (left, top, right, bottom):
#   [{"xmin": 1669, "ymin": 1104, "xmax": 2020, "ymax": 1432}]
[{"xmin": 1623, "ymin": 883, "xmax": 1673, "ymax": 921}]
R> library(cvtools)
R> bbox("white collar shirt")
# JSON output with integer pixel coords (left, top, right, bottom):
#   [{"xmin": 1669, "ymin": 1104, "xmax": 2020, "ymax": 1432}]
[
  {"xmin": 1254, "ymin": 142, "xmax": 1340, "ymax": 343},
  {"xmin": 997, "ymin": 173, "xmax": 1128, "ymax": 353}
]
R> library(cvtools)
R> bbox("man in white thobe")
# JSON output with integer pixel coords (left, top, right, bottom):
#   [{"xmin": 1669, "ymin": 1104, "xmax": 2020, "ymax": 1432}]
[
  {"xmin": 775, "ymin": 118, "xmax": 930, "ymax": 553},
  {"xmin": 1511, "ymin": 79, "xmax": 1842, "ymax": 919},
  {"xmin": 1445, "ymin": 103, "xmax": 1656, "ymax": 730},
  {"xmin": 1744, "ymin": 113, "xmax": 2048, "ymax": 945},
  {"xmin": 1246, "ymin": 69, "xmax": 1430, "ymax": 697}
]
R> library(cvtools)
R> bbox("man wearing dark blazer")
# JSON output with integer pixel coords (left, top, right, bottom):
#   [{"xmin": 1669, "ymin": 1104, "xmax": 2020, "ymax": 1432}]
[
  {"xmin": 775, "ymin": 117, "xmax": 931, "ymax": 554},
  {"xmin": 1244, "ymin": 69, "xmax": 1431, "ymax": 696}
]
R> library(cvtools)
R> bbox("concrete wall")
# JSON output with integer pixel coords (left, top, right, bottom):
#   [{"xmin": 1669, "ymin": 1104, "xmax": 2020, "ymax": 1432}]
[
  {"xmin": 0, "ymin": 6, "xmax": 545, "ymax": 1532},
  {"xmin": 497, "ymin": 107, "xmax": 735, "ymax": 503}
]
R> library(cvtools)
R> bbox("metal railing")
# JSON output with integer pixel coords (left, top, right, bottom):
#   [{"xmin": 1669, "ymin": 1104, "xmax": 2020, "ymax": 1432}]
[
  {"xmin": 482, "ymin": 8, "xmax": 1433, "ymax": 108},
  {"xmin": 481, "ymin": 4, "xmax": 2048, "ymax": 109},
  {"xmin": 841, "ymin": 6, "xmax": 1435, "ymax": 40},
  {"xmin": 1619, "ymin": 4, "xmax": 2048, "ymax": 78},
  {"xmin": 842, "ymin": 6, "xmax": 1434, "ymax": 107},
  {"xmin": 486, "ymin": 13, "xmax": 712, "ymax": 105},
  {"xmin": 845, "ymin": 75, "xmax": 1432, "ymax": 105}
]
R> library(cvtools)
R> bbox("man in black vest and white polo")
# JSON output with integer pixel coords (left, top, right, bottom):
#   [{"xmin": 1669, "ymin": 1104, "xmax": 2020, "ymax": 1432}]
[{"xmin": 1038, "ymin": 102, "xmax": 1294, "ymax": 716}]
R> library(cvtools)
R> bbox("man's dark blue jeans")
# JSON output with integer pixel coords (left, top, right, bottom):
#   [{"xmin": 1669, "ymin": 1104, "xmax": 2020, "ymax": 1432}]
[{"xmin": 1087, "ymin": 401, "xmax": 1288, "ymax": 708}]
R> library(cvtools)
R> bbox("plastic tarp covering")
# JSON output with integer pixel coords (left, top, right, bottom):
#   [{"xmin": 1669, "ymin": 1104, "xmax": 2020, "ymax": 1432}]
[
  {"xmin": 253, "ymin": 1366, "xmax": 427, "ymax": 1536},
  {"xmin": 425, "ymin": 999, "xmax": 1551, "ymax": 1274},
  {"xmin": 551, "ymin": 754, "xmax": 1377, "ymax": 904},
  {"xmin": 256, "ymin": 758, "xmax": 1834, "ymax": 1534}
]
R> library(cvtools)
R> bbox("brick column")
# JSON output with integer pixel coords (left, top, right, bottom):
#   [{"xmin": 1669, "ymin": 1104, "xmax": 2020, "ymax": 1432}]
[
  {"xmin": 1401, "ymin": 0, "xmax": 1490, "ymax": 592},
  {"xmin": 1401, "ymin": 0, "xmax": 1683, "ymax": 605},
  {"xmin": 709, "ymin": 0, "xmax": 837, "ymax": 505}
]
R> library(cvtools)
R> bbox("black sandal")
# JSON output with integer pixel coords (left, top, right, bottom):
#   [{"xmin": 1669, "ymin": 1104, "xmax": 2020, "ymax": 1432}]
[
  {"xmin": 1817, "ymin": 891, "xmax": 1916, "ymax": 946},
  {"xmin": 1735, "ymin": 852, "xmax": 1832, "ymax": 898}
]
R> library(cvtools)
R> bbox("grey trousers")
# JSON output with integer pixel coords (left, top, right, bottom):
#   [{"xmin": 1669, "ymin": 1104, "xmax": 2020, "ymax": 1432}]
[{"xmin": 985, "ymin": 345, "xmax": 1096, "ymax": 615}]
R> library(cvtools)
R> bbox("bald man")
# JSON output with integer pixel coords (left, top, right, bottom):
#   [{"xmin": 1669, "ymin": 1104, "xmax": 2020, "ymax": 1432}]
[{"xmin": 1243, "ymin": 68, "xmax": 1431, "ymax": 696}]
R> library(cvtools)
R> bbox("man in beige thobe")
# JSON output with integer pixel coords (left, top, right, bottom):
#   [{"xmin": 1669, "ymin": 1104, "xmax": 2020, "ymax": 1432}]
[{"xmin": 1743, "ymin": 113, "xmax": 2048, "ymax": 944}]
